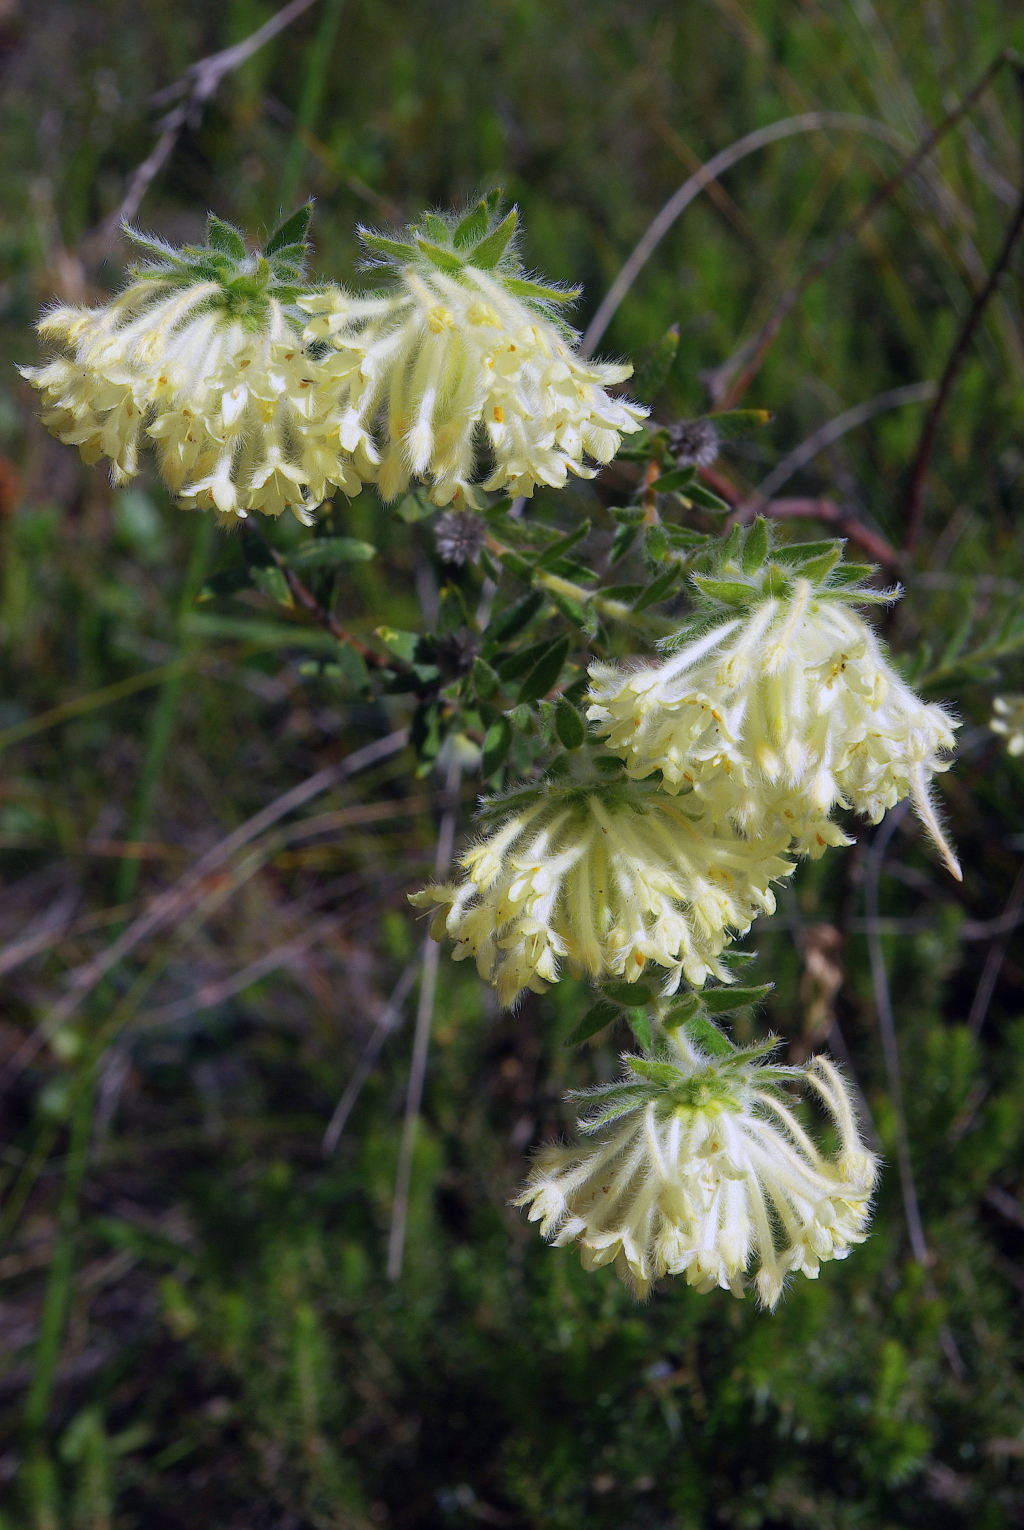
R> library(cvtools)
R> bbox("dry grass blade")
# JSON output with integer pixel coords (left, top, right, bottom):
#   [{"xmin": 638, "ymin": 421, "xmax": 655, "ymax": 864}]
[
  {"xmin": 581, "ymin": 111, "xmax": 905, "ymax": 357},
  {"xmin": 6, "ymin": 730, "xmax": 409, "ymax": 1077}
]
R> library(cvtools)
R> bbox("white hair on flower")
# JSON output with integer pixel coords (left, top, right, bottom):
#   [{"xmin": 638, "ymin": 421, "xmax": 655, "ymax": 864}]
[
  {"xmin": 516, "ymin": 1040, "xmax": 877, "ymax": 1307},
  {"xmin": 409, "ymin": 763, "xmax": 795, "ymax": 1007},
  {"xmin": 21, "ymin": 217, "xmax": 377, "ymax": 525},
  {"xmin": 588, "ymin": 563, "xmax": 960, "ymax": 877},
  {"xmin": 298, "ymin": 195, "xmax": 647, "ymax": 509}
]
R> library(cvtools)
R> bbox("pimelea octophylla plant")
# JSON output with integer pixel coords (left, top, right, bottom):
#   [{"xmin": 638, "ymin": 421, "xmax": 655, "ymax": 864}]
[{"xmin": 25, "ymin": 194, "xmax": 971, "ymax": 1309}]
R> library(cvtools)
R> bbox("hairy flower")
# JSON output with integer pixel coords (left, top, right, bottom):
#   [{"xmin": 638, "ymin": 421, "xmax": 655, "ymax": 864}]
[
  {"xmin": 21, "ymin": 215, "xmax": 376, "ymax": 524},
  {"xmin": 433, "ymin": 508, "xmax": 488, "ymax": 566},
  {"xmin": 409, "ymin": 762, "xmax": 795, "ymax": 1006},
  {"xmin": 300, "ymin": 195, "xmax": 646, "ymax": 507},
  {"xmin": 668, "ymin": 417, "xmax": 720, "ymax": 468},
  {"xmin": 991, "ymin": 694, "xmax": 1024, "ymax": 757},
  {"xmin": 588, "ymin": 550, "xmax": 960, "ymax": 875},
  {"xmin": 516, "ymin": 1043, "xmax": 877, "ymax": 1307}
]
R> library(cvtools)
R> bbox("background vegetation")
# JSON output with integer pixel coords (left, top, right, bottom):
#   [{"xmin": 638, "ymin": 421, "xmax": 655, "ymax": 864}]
[{"xmin": 3, "ymin": 0, "xmax": 1024, "ymax": 1525}]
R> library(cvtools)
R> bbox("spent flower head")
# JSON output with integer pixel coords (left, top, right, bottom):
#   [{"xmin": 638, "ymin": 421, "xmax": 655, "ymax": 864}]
[
  {"xmin": 587, "ymin": 520, "xmax": 960, "ymax": 875},
  {"xmin": 991, "ymin": 694, "xmax": 1024, "ymax": 756},
  {"xmin": 409, "ymin": 753, "xmax": 795, "ymax": 1006},
  {"xmin": 433, "ymin": 507, "xmax": 488, "ymax": 566},
  {"xmin": 299, "ymin": 192, "xmax": 647, "ymax": 508},
  {"xmin": 516, "ymin": 1036, "xmax": 877, "ymax": 1306},
  {"xmin": 669, "ymin": 417, "xmax": 720, "ymax": 468},
  {"xmin": 21, "ymin": 209, "xmax": 376, "ymax": 525}
]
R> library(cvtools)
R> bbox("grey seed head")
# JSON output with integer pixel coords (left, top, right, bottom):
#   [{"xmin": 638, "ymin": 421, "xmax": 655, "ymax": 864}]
[
  {"xmin": 434, "ymin": 509, "xmax": 487, "ymax": 566},
  {"xmin": 668, "ymin": 418, "xmax": 720, "ymax": 468}
]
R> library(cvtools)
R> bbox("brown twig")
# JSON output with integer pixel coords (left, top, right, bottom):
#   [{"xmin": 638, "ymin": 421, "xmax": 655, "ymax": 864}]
[
  {"xmin": 259, "ymin": 541, "xmax": 386, "ymax": 665},
  {"xmin": 904, "ymin": 179, "xmax": 1024, "ymax": 550},
  {"xmin": 83, "ymin": 0, "xmax": 321, "ymax": 257},
  {"xmin": 709, "ymin": 51, "xmax": 1016, "ymax": 408},
  {"xmin": 701, "ymin": 465, "xmax": 900, "ymax": 566}
]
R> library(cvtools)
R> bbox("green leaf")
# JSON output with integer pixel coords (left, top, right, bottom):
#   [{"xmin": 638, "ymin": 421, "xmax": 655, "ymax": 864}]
[
  {"xmin": 691, "ymin": 575, "xmax": 755, "ymax": 607},
  {"xmin": 772, "ymin": 539, "xmax": 841, "ymax": 566},
  {"xmin": 483, "ymin": 589, "xmax": 546, "ymax": 646},
  {"xmin": 375, "ymin": 627, "xmax": 420, "ymax": 664},
  {"xmin": 196, "ymin": 567, "xmax": 253, "ymax": 602},
  {"xmin": 484, "ymin": 188, "xmax": 503, "ymax": 213},
  {"xmin": 609, "ymin": 523, "xmax": 639, "ymax": 565},
  {"xmin": 563, "ymin": 1002, "xmax": 620, "ymax": 1047},
  {"xmin": 554, "ymin": 697, "xmax": 586, "ymax": 750},
  {"xmin": 632, "ymin": 561, "xmax": 683, "ymax": 613},
  {"xmin": 500, "ymin": 549, "xmax": 535, "ymax": 582},
  {"xmin": 481, "ymin": 715, "xmax": 514, "ymax": 776},
  {"xmin": 536, "ymin": 519, "xmax": 591, "ymax": 570},
  {"xmin": 360, "ymin": 230, "xmax": 417, "ymax": 262},
  {"xmin": 497, "ymin": 637, "xmax": 559, "ymax": 682},
  {"xmin": 828, "ymin": 563, "xmax": 876, "ymax": 587},
  {"xmin": 421, "ymin": 212, "xmax": 450, "ymax": 243},
  {"xmin": 684, "ymin": 1014, "xmax": 736, "ymax": 1058},
  {"xmin": 633, "ymin": 324, "xmax": 680, "ymax": 405},
  {"xmin": 645, "ymin": 525, "xmax": 670, "ymax": 562},
  {"xmin": 545, "ymin": 586, "xmax": 590, "ymax": 629},
  {"xmin": 468, "ymin": 208, "xmax": 518, "ymax": 269},
  {"xmin": 453, "ymin": 199, "xmax": 490, "ymax": 249},
  {"xmin": 207, "ymin": 215, "xmax": 247, "ymax": 259},
  {"xmin": 742, "ymin": 516, "xmax": 770, "ymax": 574},
  {"xmin": 702, "ymin": 983, "xmax": 773, "ymax": 1013},
  {"xmin": 395, "ymin": 492, "xmax": 437, "ymax": 523},
  {"xmin": 795, "ymin": 548, "xmax": 842, "ymax": 584},
  {"xmin": 627, "ymin": 1009, "xmax": 654, "ymax": 1053},
  {"xmin": 601, "ymin": 982, "xmax": 653, "ymax": 1006},
  {"xmin": 517, "ymin": 636, "xmax": 570, "ymax": 704},
  {"xmin": 472, "ymin": 657, "xmax": 500, "ymax": 700},
  {"xmin": 251, "ymin": 565, "xmax": 293, "ymax": 606},
  {"xmin": 650, "ymin": 466, "xmax": 696, "ymax": 493},
  {"xmin": 416, "ymin": 237, "xmax": 464, "ymax": 275},
  {"xmin": 287, "ymin": 537, "xmax": 376, "ymax": 568},
  {"xmin": 682, "ymin": 481, "xmax": 730, "ymax": 512},
  {"xmin": 708, "ymin": 408, "xmax": 773, "ymax": 438},
  {"xmin": 330, "ymin": 643, "xmax": 371, "ymax": 693},
  {"xmin": 266, "ymin": 204, "xmax": 313, "ymax": 255},
  {"xmin": 663, "ymin": 993, "xmax": 701, "ymax": 1028},
  {"xmin": 627, "ymin": 1057, "xmax": 684, "ymax": 1087},
  {"xmin": 503, "ymin": 277, "xmax": 579, "ymax": 304}
]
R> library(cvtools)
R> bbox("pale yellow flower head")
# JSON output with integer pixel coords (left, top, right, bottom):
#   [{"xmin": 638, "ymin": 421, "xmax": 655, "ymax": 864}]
[
  {"xmin": 300, "ymin": 193, "xmax": 647, "ymax": 508},
  {"xmin": 588, "ymin": 522, "xmax": 960, "ymax": 877},
  {"xmin": 991, "ymin": 694, "xmax": 1024, "ymax": 756},
  {"xmin": 21, "ymin": 212, "xmax": 376, "ymax": 525},
  {"xmin": 516, "ymin": 1039, "xmax": 877, "ymax": 1307},
  {"xmin": 409, "ymin": 756, "xmax": 795, "ymax": 1007}
]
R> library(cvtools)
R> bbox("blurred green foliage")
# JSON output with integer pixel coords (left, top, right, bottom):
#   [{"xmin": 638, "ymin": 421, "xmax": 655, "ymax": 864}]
[{"xmin": 2, "ymin": 1, "xmax": 1024, "ymax": 1527}]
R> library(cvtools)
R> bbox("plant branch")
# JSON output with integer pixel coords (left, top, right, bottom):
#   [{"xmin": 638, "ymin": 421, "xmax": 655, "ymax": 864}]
[
  {"xmin": 709, "ymin": 51, "xmax": 1015, "ymax": 408},
  {"xmin": 581, "ymin": 112, "xmax": 906, "ymax": 358},
  {"xmin": 84, "ymin": 0, "xmax": 321, "ymax": 254},
  {"xmin": 903, "ymin": 179, "xmax": 1024, "ymax": 550}
]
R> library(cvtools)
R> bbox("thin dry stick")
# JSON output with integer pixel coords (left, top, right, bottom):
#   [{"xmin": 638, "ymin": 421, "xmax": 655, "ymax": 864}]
[
  {"xmin": 85, "ymin": 0, "xmax": 321, "ymax": 252},
  {"xmin": 864, "ymin": 805, "xmax": 965, "ymax": 1378},
  {"xmin": 140, "ymin": 912, "xmax": 347, "ymax": 1028},
  {"xmin": 743, "ymin": 381, "xmax": 936, "ymax": 510},
  {"xmin": 7, "ymin": 729, "xmax": 408, "ymax": 1076},
  {"xmin": 968, "ymin": 860, "xmax": 1024, "ymax": 1038},
  {"xmin": 580, "ymin": 112, "xmax": 906, "ymax": 357},
  {"xmin": 387, "ymin": 755, "xmax": 462, "ymax": 1281},
  {"xmin": 863, "ymin": 801, "xmax": 930, "ymax": 1264},
  {"xmin": 903, "ymin": 181, "xmax": 1024, "ymax": 550},
  {"xmin": 709, "ymin": 51, "xmax": 1015, "ymax": 407},
  {"xmin": 322, "ymin": 958, "xmax": 421, "ymax": 1155}
]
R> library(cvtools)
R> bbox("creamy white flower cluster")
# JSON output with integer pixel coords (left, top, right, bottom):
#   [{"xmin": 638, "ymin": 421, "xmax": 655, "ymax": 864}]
[
  {"xmin": 516, "ymin": 1038, "xmax": 877, "ymax": 1307},
  {"xmin": 23, "ymin": 201, "xmax": 645, "ymax": 522},
  {"xmin": 297, "ymin": 194, "xmax": 647, "ymax": 507},
  {"xmin": 588, "ymin": 530, "xmax": 960, "ymax": 877},
  {"xmin": 991, "ymin": 694, "xmax": 1024, "ymax": 756},
  {"xmin": 21, "ymin": 214, "xmax": 376, "ymax": 525},
  {"xmin": 410, "ymin": 761, "xmax": 795, "ymax": 1006}
]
